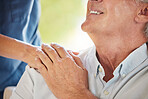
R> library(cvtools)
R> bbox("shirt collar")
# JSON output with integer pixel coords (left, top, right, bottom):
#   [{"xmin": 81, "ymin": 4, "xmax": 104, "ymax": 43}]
[
  {"xmin": 85, "ymin": 43, "xmax": 148, "ymax": 76},
  {"xmin": 85, "ymin": 45, "xmax": 100, "ymax": 74},
  {"xmin": 119, "ymin": 43, "xmax": 148, "ymax": 76}
]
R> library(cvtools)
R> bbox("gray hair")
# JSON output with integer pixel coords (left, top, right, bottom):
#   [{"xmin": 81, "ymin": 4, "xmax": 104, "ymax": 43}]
[
  {"xmin": 139, "ymin": 0, "xmax": 148, "ymax": 36},
  {"xmin": 140, "ymin": 0, "xmax": 148, "ymax": 3}
]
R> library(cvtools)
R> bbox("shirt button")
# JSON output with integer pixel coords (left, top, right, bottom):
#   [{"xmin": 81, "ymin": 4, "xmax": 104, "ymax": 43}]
[
  {"xmin": 99, "ymin": 67, "xmax": 102, "ymax": 72},
  {"xmin": 104, "ymin": 90, "xmax": 109, "ymax": 95},
  {"xmin": 94, "ymin": 74, "xmax": 97, "ymax": 78},
  {"xmin": 122, "ymin": 74, "xmax": 126, "ymax": 77}
]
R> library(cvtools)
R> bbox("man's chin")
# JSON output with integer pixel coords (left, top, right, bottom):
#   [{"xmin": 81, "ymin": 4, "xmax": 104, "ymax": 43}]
[{"xmin": 81, "ymin": 22, "xmax": 91, "ymax": 33}]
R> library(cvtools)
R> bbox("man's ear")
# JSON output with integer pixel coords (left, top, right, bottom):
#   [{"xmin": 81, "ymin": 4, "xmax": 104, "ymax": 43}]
[{"xmin": 135, "ymin": 7, "xmax": 148, "ymax": 23}]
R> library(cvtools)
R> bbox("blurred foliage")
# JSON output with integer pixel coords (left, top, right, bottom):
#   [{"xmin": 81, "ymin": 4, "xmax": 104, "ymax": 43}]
[{"xmin": 39, "ymin": 0, "xmax": 83, "ymax": 44}]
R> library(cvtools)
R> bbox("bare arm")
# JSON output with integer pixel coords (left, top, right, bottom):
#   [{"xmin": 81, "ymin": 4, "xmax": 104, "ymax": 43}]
[
  {"xmin": 70, "ymin": 89, "xmax": 98, "ymax": 99},
  {"xmin": 0, "ymin": 34, "xmax": 42, "ymax": 68}
]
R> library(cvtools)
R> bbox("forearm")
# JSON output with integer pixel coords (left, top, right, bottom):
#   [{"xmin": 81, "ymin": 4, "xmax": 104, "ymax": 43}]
[
  {"xmin": 81, "ymin": 89, "xmax": 98, "ymax": 99},
  {"xmin": 69, "ymin": 89, "xmax": 98, "ymax": 99},
  {"xmin": 0, "ymin": 34, "xmax": 37, "ymax": 62}
]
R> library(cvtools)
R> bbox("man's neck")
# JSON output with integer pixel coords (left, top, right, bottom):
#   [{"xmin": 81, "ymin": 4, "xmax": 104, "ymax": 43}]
[{"xmin": 93, "ymin": 33, "xmax": 147, "ymax": 82}]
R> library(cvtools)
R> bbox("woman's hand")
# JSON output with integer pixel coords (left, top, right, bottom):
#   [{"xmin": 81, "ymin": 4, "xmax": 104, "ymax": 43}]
[
  {"xmin": 36, "ymin": 43, "xmax": 88, "ymax": 99},
  {"xmin": 22, "ymin": 45, "xmax": 43, "ymax": 69}
]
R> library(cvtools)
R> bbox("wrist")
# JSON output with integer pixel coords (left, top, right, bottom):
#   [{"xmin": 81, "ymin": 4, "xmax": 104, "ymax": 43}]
[
  {"xmin": 78, "ymin": 88, "xmax": 98, "ymax": 99},
  {"xmin": 67, "ymin": 88, "xmax": 98, "ymax": 99},
  {"xmin": 21, "ymin": 44, "xmax": 38, "ymax": 63}
]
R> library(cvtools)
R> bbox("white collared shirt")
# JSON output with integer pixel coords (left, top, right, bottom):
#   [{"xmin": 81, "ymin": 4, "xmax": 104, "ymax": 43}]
[
  {"xmin": 11, "ymin": 43, "xmax": 148, "ymax": 99},
  {"xmin": 79, "ymin": 43, "xmax": 148, "ymax": 98}
]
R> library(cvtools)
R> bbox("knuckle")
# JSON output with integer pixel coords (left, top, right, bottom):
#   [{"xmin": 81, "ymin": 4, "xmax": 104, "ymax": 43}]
[
  {"xmin": 52, "ymin": 43, "xmax": 64, "ymax": 49},
  {"xmin": 38, "ymin": 65, "xmax": 44, "ymax": 71},
  {"xmin": 55, "ymin": 61, "xmax": 61, "ymax": 66},
  {"xmin": 65, "ymin": 57, "xmax": 72, "ymax": 62},
  {"xmin": 47, "ymin": 48, "xmax": 54, "ymax": 53},
  {"xmin": 57, "ymin": 46, "xmax": 64, "ymax": 51},
  {"xmin": 56, "ymin": 59, "xmax": 62, "ymax": 64},
  {"xmin": 51, "ymin": 43, "xmax": 56, "ymax": 46},
  {"xmin": 43, "ymin": 44, "xmax": 53, "ymax": 51},
  {"xmin": 43, "ymin": 44, "xmax": 49, "ymax": 48},
  {"xmin": 42, "ymin": 55, "xmax": 48, "ymax": 61},
  {"xmin": 36, "ymin": 48, "xmax": 41, "ymax": 53},
  {"xmin": 44, "ymin": 45, "xmax": 54, "ymax": 52},
  {"xmin": 36, "ymin": 49, "xmax": 43, "ymax": 55},
  {"xmin": 54, "ymin": 59, "xmax": 63, "ymax": 66}
]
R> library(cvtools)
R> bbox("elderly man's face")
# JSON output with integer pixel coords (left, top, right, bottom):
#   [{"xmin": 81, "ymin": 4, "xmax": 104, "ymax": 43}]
[{"xmin": 82, "ymin": 0, "xmax": 139, "ymax": 35}]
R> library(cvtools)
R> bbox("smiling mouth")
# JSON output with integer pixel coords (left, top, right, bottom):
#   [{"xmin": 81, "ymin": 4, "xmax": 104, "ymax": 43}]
[{"xmin": 90, "ymin": 10, "xmax": 104, "ymax": 15}]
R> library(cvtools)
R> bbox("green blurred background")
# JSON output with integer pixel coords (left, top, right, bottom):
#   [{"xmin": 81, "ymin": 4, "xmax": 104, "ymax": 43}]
[{"xmin": 39, "ymin": 0, "xmax": 84, "ymax": 44}]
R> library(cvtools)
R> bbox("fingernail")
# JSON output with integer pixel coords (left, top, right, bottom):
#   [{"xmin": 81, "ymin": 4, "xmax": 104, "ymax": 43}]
[
  {"xmin": 42, "ymin": 43, "xmax": 46, "ymax": 46},
  {"xmin": 41, "ymin": 43, "xmax": 45, "ymax": 48},
  {"xmin": 70, "ymin": 51, "xmax": 74, "ymax": 55},
  {"xmin": 51, "ymin": 42, "xmax": 57, "ymax": 46},
  {"xmin": 43, "ymin": 43, "xmax": 49, "ymax": 47},
  {"xmin": 50, "ymin": 42, "xmax": 54, "ymax": 45}
]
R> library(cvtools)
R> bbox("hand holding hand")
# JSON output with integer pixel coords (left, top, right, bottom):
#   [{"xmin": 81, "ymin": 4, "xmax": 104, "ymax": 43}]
[
  {"xmin": 22, "ymin": 45, "xmax": 44, "ymax": 69},
  {"xmin": 37, "ymin": 43, "xmax": 88, "ymax": 99}
]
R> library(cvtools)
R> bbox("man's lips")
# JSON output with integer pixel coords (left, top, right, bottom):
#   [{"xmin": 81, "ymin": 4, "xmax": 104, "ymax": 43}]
[
  {"xmin": 89, "ymin": 10, "xmax": 104, "ymax": 15},
  {"xmin": 87, "ymin": 0, "xmax": 104, "ymax": 15}
]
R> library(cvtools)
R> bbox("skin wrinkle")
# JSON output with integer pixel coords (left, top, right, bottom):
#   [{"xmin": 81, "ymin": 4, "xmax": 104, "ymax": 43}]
[
  {"xmin": 81, "ymin": 0, "xmax": 148, "ymax": 82},
  {"xmin": 25, "ymin": 0, "xmax": 148, "ymax": 98},
  {"xmin": 141, "ymin": 0, "xmax": 148, "ymax": 3}
]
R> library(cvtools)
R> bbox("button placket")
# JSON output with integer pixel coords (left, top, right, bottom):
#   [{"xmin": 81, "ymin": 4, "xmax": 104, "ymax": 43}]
[{"xmin": 94, "ymin": 65, "xmax": 100, "ymax": 78}]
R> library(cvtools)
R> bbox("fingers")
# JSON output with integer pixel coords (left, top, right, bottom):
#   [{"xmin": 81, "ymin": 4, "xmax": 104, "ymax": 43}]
[
  {"xmin": 51, "ymin": 43, "xmax": 70, "ymax": 58},
  {"xmin": 40, "ymin": 43, "xmax": 83, "ymax": 71},
  {"xmin": 69, "ymin": 52, "xmax": 85, "ymax": 70},
  {"xmin": 29, "ymin": 56, "xmax": 48, "ymax": 75},
  {"xmin": 67, "ymin": 50, "xmax": 79, "ymax": 55},
  {"xmin": 36, "ymin": 58, "xmax": 47, "ymax": 73},
  {"xmin": 42, "ymin": 44, "xmax": 61, "ymax": 63},
  {"xmin": 29, "ymin": 57, "xmax": 43, "ymax": 70},
  {"xmin": 36, "ymin": 48, "xmax": 52, "ymax": 71}
]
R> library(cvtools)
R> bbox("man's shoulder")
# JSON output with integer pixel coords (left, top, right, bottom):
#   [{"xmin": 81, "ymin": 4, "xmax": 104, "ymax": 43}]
[
  {"xmin": 25, "ymin": 66, "xmax": 38, "ymax": 74},
  {"xmin": 77, "ymin": 46, "xmax": 95, "ymax": 67},
  {"xmin": 25, "ymin": 66, "xmax": 42, "ymax": 80},
  {"xmin": 114, "ymin": 62, "xmax": 148, "ymax": 99},
  {"xmin": 78, "ymin": 46, "xmax": 94, "ymax": 60}
]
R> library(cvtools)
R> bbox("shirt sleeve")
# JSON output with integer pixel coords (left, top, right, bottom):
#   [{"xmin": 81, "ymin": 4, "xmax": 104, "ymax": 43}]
[{"xmin": 10, "ymin": 66, "xmax": 34, "ymax": 99}]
